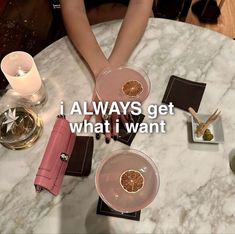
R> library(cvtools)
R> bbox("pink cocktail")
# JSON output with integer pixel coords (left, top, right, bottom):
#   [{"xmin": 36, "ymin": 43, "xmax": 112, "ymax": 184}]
[
  {"xmin": 95, "ymin": 149, "xmax": 160, "ymax": 213},
  {"xmin": 95, "ymin": 65, "xmax": 151, "ymax": 103}
]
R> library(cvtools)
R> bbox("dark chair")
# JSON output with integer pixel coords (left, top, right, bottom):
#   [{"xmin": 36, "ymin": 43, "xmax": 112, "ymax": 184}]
[
  {"xmin": 47, "ymin": 0, "xmax": 66, "ymax": 43},
  {"xmin": 49, "ymin": 0, "xmax": 192, "ymax": 23},
  {"xmin": 153, "ymin": 0, "xmax": 192, "ymax": 21}
]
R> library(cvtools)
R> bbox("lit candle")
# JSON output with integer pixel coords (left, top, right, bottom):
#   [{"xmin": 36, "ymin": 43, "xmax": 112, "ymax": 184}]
[
  {"xmin": 15, "ymin": 67, "xmax": 28, "ymax": 77},
  {"xmin": 1, "ymin": 51, "xmax": 42, "ymax": 96}
]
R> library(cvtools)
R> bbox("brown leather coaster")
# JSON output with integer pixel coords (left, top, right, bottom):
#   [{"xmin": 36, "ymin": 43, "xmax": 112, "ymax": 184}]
[
  {"xmin": 162, "ymin": 75, "xmax": 206, "ymax": 112},
  {"xmin": 65, "ymin": 136, "xmax": 94, "ymax": 177},
  {"xmin": 117, "ymin": 114, "xmax": 145, "ymax": 146},
  {"xmin": 96, "ymin": 197, "xmax": 141, "ymax": 221}
]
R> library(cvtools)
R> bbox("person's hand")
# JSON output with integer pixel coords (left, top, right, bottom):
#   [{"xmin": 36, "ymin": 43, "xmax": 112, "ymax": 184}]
[
  {"xmin": 84, "ymin": 90, "xmax": 131, "ymax": 143},
  {"xmin": 84, "ymin": 90, "xmax": 116, "ymax": 143}
]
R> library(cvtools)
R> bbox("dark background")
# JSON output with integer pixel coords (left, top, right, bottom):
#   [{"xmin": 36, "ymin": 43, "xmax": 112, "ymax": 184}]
[{"xmin": 0, "ymin": 0, "xmax": 192, "ymax": 89}]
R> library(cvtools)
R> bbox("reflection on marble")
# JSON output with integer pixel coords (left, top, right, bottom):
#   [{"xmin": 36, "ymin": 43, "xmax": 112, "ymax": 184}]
[{"xmin": 1, "ymin": 18, "xmax": 235, "ymax": 233}]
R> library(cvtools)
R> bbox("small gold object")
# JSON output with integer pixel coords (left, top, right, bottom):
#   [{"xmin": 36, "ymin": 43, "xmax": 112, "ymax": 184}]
[
  {"xmin": 120, "ymin": 169, "xmax": 144, "ymax": 193},
  {"xmin": 122, "ymin": 80, "xmax": 143, "ymax": 97}
]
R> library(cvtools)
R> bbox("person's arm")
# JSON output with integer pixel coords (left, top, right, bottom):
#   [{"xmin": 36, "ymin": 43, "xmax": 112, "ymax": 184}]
[
  {"xmin": 60, "ymin": 0, "xmax": 110, "ymax": 76},
  {"xmin": 109, "ymin": 0, "xmax": 153, "ymax": 67}
]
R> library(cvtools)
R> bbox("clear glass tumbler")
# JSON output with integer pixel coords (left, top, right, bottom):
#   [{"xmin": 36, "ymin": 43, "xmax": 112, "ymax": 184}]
[{"xmin": 0, "ymin": 90, "xmax": 43, "ymax": 150}]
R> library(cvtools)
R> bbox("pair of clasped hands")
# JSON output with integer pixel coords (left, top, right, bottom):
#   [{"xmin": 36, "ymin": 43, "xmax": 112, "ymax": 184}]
[{"xmin": 84, "ymin": 67, "xmax": 134, "ymax": 144}]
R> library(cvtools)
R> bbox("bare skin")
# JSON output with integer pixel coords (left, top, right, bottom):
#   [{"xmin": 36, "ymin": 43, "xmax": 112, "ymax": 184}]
[
  {"xmin": 61, "ymin": 0, "xmax": 153, "ymax": 142},
  {"xmin": 86, "ymin": 3, "xmax": 127, "ymax": 25}
]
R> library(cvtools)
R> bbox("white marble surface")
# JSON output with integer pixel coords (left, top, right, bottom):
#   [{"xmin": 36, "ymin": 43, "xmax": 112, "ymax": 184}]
[{"xmin": 1, "ymin": 18, "xmax": 235, "ymax": 234}]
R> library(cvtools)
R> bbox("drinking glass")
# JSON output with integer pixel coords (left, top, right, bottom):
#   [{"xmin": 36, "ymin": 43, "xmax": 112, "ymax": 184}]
[
  {"xmin": 0, "ymin": 89, "xmax": 43, "ymax": 150},
  {"xmin": 95, "ymin": 149, "xmax": 160, "ymax": 213},
  {"xmin": 229, "ymin": 149, "xmax": 235, "ymax": 174},
  {"xmin": 230, "ymin": 156, "xmax": 235, "ymax": 174}
]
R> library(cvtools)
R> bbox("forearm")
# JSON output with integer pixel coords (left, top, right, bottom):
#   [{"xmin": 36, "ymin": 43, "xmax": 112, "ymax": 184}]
[
  {"xmin": 60, "ymin": 0, "xmax": 109, "ymax": 76},
  {"xmin": 109, "ymin": 0, "xmax": 153, "ymax": 67}
]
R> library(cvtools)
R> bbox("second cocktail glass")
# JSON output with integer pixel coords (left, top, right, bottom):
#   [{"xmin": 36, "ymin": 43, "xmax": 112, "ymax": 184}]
[{"xmin": 95, "ymin": 149, "xmax": 160, "ymax": 213}]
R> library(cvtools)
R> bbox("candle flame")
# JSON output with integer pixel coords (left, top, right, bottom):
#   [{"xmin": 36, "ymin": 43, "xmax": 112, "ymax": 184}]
[{"xmin": 15, "ymin": 67, "xmax": 27, "ymax": 77}]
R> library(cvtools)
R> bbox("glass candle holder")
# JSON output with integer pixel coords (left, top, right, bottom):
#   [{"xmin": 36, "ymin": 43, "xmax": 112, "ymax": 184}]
[
  {"xmin": 1, "ymin": 51, "xmax": 47, "ymax": 107},
  {"xmin": 0, "ymin": 90, "xmax": 43, "ymax": 150}
]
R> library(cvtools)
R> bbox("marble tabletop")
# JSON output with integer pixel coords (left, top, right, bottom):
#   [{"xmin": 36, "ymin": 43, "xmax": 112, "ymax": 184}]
[{"xmin": 1, "ymin": 18, "xmax": 235, "ymax": 234}]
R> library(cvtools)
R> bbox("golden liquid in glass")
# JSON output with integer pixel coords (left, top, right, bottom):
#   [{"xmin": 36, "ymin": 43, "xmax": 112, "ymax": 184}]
[{"xmin": 0, "ymin": 107, "xmax": 43, "ymax": 150}]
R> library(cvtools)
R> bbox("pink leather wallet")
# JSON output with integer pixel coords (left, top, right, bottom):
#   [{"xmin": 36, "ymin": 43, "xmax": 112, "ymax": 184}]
[{"xmin": 34, "ymin": 116, "xmax": 76, "ymax": 195}]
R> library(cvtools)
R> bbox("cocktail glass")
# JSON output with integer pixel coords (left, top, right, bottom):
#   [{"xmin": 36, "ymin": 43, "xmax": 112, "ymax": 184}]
[
  {"xmin": 95, "ymin": 149, "xmax": 160, "ymax": 213},
  {"xmin": 95, "ymin": 65, "xmax": 151, "ymax": 104}
]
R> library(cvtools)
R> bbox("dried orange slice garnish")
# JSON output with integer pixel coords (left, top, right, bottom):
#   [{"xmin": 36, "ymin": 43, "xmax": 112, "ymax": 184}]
[
  {"xmin": 120, "ymin": 170, "xmax": 144, "ymax": 193},
  {"xmin": 122, "ymin": 80, "xmax": 143, "ymax": 97}
]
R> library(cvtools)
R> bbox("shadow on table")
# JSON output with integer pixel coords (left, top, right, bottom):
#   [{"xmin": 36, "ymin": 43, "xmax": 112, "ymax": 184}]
[
  {"xmin": 85, "ymin": 201, "xmax": 111, "ymax": 234},
  {"xmin": 59, "ymin": 179, "xmax": 111, "ymax": 234}
]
